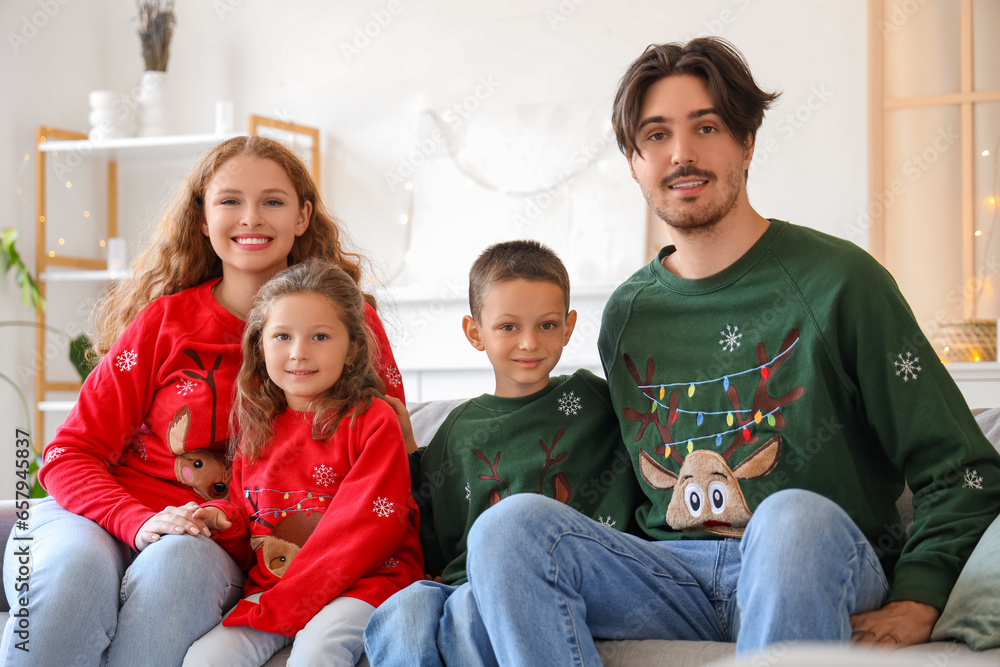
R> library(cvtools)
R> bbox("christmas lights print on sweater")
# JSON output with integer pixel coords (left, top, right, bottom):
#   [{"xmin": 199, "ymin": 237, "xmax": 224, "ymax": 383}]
[
  {"xmin": 628, "ymin": 328, "xmax": 804, "ymax": 537},
  {"xmin": 244, "ymin": 485, "xmax": 330, "ymax": 578}
]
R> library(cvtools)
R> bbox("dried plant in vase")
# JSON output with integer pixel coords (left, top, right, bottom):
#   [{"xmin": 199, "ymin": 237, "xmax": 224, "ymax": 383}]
[
  {"xmin": 137, "ymin": 0, "xmax": 175, "ymax": 72},
  {"xmin": 135, "ymin": 0, "xmax": 176, "ymax": 135}
]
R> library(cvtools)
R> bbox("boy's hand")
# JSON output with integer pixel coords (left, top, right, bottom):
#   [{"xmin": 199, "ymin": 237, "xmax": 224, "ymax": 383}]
[
  {"xmin": 134, "ymin": 501, "xmax": 210, "ymax": 551},
  {"xmin": 385, "ymin": 395, "xmax": 419, "ymax": 454},
  {"xmin": 193, "ymin": 505, "xmax": 232, "ymax": 532}
]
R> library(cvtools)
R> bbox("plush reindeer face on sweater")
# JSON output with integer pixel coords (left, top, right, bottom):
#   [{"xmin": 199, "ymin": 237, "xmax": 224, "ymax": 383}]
[
  {"xmin": 250, "ymin": 511, "xmax": 323, "ymax": 578},
  {"xmin": 166, "ymin": 406, "xmax": 231, "ymax": 501},
  {"xmin": 174, "ymin": 450, "xmax": 231, "ymax": 501},
  {"xmin": 639, "ymin": 436, "xmax": 781, "ymax": 538}
]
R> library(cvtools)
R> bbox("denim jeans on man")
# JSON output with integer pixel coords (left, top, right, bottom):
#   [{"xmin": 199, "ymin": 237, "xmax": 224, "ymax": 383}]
[{"xmin": 365, "ymin": 488, "xmax": 888, "ymax": 666}]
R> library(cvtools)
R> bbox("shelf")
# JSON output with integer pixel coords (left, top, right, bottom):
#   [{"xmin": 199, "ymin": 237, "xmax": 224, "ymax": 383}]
[
  {"xmin": 37, "ymin": 401, "xmax": 76, "ymax": 413},
  {"xmin": 946, "ymin": 361, "xmax": 1000, "ymax": 380},
  {"xmin": 37, "ymin": 132, "xmax": 242, "ymax": 161},
  {"xmin": 39, "ymin": 269, "xmax": 132, "ymax": 282}
]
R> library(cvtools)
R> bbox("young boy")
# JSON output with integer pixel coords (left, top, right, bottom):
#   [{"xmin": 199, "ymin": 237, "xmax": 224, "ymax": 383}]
[{"xmin": 363, "ymin": 240, "xmax": 639, "ymax": 666}]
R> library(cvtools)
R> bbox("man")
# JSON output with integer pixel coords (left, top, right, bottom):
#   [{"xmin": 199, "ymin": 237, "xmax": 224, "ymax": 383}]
[{"xmin": 459, "ymin": 37, "xmax": 1000, "ymax": 665}]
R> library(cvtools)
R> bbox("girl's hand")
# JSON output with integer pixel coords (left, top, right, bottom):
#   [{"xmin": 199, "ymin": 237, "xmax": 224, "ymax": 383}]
[
  {"xmin": 134, "ymin": 502, "xmax": 211, "ymax": 551},
  {"xmin": 193, "ymin": 506, "xmax": 232, "ymax": 532},
  {"xmin": 384, "ymin": 395, "xmax": 419, "ymax": 454}
]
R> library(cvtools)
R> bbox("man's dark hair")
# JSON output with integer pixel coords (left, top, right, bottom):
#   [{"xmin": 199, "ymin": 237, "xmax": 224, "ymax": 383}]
[
  {"xmin": 612, "ymin": 37, "xmax": 780, "ymax": 159},
  {"xmin": 468, "ymin": 240, "xmax": 570, "ymax": 321}
]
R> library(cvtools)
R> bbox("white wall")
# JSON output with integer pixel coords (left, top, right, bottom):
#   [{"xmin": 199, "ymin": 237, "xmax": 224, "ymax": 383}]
[{"xmin": 0, "ymin": 0, "xmax": 868, "ymax": 497}]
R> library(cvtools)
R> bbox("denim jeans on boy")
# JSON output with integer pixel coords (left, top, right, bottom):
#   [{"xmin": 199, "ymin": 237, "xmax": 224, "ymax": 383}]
[
  {"xmin": 0, "ymin": 497, "xmax": 245, "ymax": 667},
  {"xmin": 365, "ymin": 579, "xmax": 497, "ymax": 667},
  {"xmin": 366, "ymin": 488, "xmax": 889, "ymax": 666}
]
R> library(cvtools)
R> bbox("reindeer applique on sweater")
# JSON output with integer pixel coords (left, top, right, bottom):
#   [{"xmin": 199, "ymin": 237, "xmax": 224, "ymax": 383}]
[
  {"xmin": 627, "ymin": 329, "xmax": 804, "ymax": 537},
  {"xmin": 473, "ymin": 428, "xmax": 572, "ymax": 507},
  {"xmin": 165, "ymin": 406, "xmax": 231, "ymax": 501},
  {"xmin": 163, "ymin": 349, "xmax": 232, "ymax": 502}
]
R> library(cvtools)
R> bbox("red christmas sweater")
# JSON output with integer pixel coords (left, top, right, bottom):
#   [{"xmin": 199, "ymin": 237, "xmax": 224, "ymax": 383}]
[
  {"xmin": 207, "ymin": 399, "xmax": 423, "ymax": 636},
  {"xmin": 39, "ymin": 277, "xmax": 406, "ymax": 549}
]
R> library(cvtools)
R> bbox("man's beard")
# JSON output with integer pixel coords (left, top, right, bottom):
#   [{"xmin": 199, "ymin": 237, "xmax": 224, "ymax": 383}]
[{"xmin": 644, "ymin": 164, "xmax": 743, "ymax": 234}]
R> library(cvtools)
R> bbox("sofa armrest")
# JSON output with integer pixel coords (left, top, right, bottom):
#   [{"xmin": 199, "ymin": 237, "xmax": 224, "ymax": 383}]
[{"xmin": 0, "ymin": 499, "xmax": 20, "ymax": 613}]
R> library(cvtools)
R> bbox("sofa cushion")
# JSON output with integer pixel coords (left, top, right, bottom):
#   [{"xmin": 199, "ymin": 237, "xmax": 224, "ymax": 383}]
[{"xmin": 929, "ymin": 407, "xmax": 1000, "ymax": 650}]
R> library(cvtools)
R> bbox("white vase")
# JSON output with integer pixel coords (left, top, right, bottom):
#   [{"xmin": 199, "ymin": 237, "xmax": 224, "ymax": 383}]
[
  {"xmin": 136, "ymin": 71, "xmax": 171, "ymax": 137},
  {"xmin": 88, "ymin": 90, "xmax": 132, "ymax": 141}
]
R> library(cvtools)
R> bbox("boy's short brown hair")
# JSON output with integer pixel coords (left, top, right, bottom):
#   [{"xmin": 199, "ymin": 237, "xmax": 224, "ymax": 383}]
[
  {"xmin": 468, "ymin": 240, "xmax": 570, "ymax": 321},
  {"xmin": 612, "ymin": 36, "xmax": 780, "ymax": 160}
]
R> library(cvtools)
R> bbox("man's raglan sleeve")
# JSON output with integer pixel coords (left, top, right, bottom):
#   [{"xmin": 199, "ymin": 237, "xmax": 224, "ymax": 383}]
[{"xmin": 837, "ymin": 256, "xmax": 1000, "ymax": 609}]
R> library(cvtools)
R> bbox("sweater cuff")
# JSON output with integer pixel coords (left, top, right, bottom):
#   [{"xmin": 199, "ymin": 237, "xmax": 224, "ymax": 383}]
[
  {"xmin": 887, "ymin": 561, "xmax": 954, "ymax": 610},
  {"xmin": 112, "ymin": 503, "xmax": 158, "ymax": 551}
]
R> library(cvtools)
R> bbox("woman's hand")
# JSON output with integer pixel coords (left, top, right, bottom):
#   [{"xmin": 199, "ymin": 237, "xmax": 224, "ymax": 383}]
[
  {"xmin": 134, "ymin": 501, "xmax": 211, "ymax": 551},
  {"xmin": 385, "ymin": 395, "xmax": 419, "ymax": 454}
]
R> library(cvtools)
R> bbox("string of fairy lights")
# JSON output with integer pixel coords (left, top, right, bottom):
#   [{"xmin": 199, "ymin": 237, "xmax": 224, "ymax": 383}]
[
  {"xmin": 16, "ymin": 141, "xmax": 108, "ymax": 262},
  {"xmin": 638, "ymin": 336, "xmax": 799, "ymax": 452},
  {"xmin": 244, "ymin": 486, "xmax": 334, "ymax": 523}
]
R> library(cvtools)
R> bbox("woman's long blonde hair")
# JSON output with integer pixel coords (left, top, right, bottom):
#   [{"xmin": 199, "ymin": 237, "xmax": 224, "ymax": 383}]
[
  {"xmin": 233, "ymin": 259, "xmax": 385, "ymax": 461},
  {"xmin": 91, "ymin": 135, "xmax": 372, "ymax": 359}
]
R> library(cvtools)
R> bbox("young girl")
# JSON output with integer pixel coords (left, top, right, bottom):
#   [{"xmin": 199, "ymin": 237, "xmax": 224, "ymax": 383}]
[
  {"xmin": 184, "ymin": 259, "xmax": 422, "ymax": 666},
  {"xmin": 0, "ymin": 136, "xmax": 406, "ymax": 666}
]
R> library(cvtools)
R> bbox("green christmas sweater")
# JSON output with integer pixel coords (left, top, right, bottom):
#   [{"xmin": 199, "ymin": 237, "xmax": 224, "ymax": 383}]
[
  {"xmin": 598, "ymin": 219, "xmax": 1000, "ymax": 610},
  {"xmin": 415, "ymin": 370, "xmax": 640, "ymax": 585}
]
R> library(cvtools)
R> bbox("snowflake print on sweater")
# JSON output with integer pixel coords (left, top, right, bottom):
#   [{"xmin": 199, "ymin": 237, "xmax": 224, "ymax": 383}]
[
  {"xmin": 557, "ymin": 391, "xmax": 581, "ymax": 416},
  {"xmin": 894, "ymin": 351, "xmax": 921, "ymax": 382},
  {"xmin": 175, "ymin": 378, "xmax": 197, "ymax": 395},
  {"xmin": 132, "ymin": 437, "xmax": 148, "ymax": 461},
  {"xmin": 385, "ymin": 367, "xmax": 402, "ymax": 388},
  {"xmin": 720, "ymin": 325, "xmax": 742, "ymax": 352},
  {"xmin": 372, "ymin": 496, "xmax": 395, "ymax": 518},
  {"xmin": 312, "ymin": 464, "xmax": 337, "ymax": 487},
  {"xmin": 45, "ymin": 446, "xmax": 65, "ymax": 463},
  {"xmin": 964, "ymin": 469, "xmax": 983, "ymax": 490},
  {"xmin": 115, "ymin": 349, "xmax": 137, "ymax": 372}
]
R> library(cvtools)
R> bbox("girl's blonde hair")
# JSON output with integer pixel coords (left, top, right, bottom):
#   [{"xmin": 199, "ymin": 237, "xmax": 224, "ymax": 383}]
[
  {"xmin": 91, "ymin": 135, "xmax": 372, "ymax": 359},
  {"xmin": 233, "ymin": 259, "xmax": 385, "ymax": 461}
]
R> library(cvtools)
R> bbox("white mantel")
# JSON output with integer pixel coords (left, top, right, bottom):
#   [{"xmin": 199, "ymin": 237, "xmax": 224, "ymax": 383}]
[{"xmin": 947, "ymin": 362, "xmax": 1000, "ymax": 410}]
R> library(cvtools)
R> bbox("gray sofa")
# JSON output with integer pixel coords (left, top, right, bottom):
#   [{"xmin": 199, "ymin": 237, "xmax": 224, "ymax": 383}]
[{"xmin": 2, "ymin": 403, "xmax": 998, "ymax": 665}]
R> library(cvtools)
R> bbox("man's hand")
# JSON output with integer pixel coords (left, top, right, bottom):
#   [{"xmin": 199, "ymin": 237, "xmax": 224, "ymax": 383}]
[{"xmin": 849, "ymin": 600, "xmax": 940, "ymax": 648}]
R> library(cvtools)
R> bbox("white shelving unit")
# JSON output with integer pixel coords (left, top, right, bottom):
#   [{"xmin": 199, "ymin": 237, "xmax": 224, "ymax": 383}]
[
  {"xmin": 37, "ymin": 132, "xmax": 242, "ymax": 162},
  {"xmin": 31, "ymin": 117, "xmax": 322, "ymax": 444}
]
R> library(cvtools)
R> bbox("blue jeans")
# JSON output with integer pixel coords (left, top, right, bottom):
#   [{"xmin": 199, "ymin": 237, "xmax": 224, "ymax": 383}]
[
  {"xmin": 386, "ymin": 489, "xmax": 887, "ymax": 667},
  {"xmin": 0, "ymin": 497, "xmax": 245, "ymax": 667},
  {"xmin": 365, "ymin": 581, "xmax": 496, "ymax": 667},
  {"xmin": 185, "ymin": 593, "xmax": 374, "ymax": 667}
]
